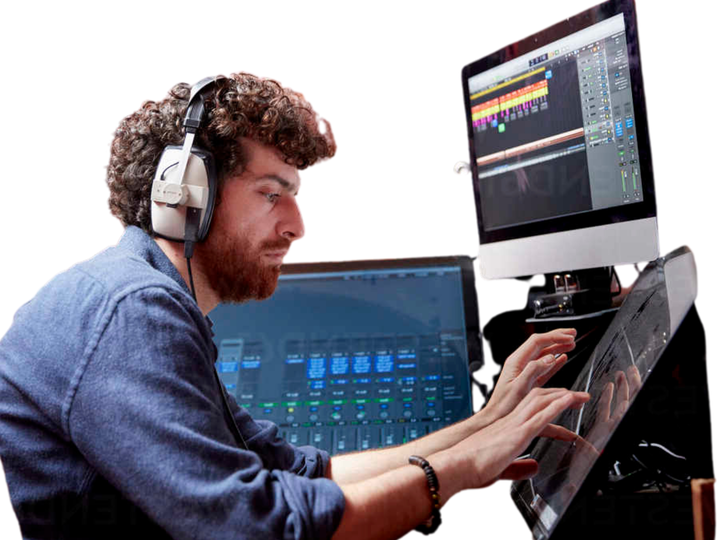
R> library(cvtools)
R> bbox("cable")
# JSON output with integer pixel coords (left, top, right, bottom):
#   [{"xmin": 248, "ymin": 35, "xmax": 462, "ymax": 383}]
[
  {"xmin": 185, "ymin": 254, "xmax": 197, "ymax": 302},
  {"xmin": 182, "ymin": 203, "xmax": 201, "ymax": 302},
  {"xmin": 611, "ymin": 267, "xmax": 622, "ymax": 297},
  {"xmin": 183, "ymin": 238, "xmax": 247, "ymax": 450}
]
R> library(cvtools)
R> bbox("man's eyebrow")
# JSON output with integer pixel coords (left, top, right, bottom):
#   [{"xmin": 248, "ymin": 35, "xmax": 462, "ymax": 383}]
[{"xmin": 258, "ymin": 174, "xmax": 299, "ymax": 194}]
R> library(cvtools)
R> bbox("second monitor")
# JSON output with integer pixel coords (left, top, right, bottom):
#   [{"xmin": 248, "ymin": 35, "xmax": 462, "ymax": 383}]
[{"xmin": 209, "ymin": 256, "xmax": 480, "ymax": 455}]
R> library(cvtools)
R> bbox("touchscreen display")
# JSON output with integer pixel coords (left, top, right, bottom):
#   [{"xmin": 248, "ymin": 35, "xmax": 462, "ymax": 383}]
[{"xmin": 510, "ymin": 247, "xmax": 697, "ymax": 537}]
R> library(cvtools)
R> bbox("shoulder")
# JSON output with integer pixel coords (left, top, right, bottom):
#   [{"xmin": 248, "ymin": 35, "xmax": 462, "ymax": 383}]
[
  {"xmin": 75, "ymin": 243, "xmax": 186, "ymax": 303},
  {"xmin": 12, "ymin": 243, "xmax": 195, "ymax": 341}
]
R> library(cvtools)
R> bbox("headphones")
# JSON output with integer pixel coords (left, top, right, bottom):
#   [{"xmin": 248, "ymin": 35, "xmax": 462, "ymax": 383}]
[
  {"xmin": 150, "ymin": 77, "xmax": 219, "ymax": 247},
  {"xmin": 150, "ymin": 77, "xmax": 251, "ymax": 452}
]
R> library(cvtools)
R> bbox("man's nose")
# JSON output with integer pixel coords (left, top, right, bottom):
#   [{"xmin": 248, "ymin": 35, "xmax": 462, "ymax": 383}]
[{"xmin": 279, "ymin": 197, "xmax": 305, "ymax": 241}]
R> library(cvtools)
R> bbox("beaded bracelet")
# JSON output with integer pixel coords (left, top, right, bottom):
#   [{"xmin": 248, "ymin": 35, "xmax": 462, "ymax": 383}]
[{"xmin": 408, "ymin": 455, "xmax": 442, "ymax": 534}]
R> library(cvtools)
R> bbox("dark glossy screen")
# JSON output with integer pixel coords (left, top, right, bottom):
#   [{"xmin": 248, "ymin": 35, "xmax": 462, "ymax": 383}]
[
  {"xmin": 511, "ymin": 247, "xmax": 696, "ymax": 538},
  {"xmin": 462, "ymin": 0, "xmax": 657, "ymax": 244},
  {"xmin": 209, "ymin": 260, "xmax": 476, "ymax": 454}
]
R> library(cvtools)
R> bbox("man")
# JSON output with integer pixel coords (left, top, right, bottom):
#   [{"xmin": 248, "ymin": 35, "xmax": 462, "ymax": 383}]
[{"xmin": 0, "ymin": 72, "xmax": 589, "ymax": 540}]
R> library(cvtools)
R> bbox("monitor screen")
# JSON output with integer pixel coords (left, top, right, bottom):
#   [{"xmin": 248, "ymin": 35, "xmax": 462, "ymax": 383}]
[
  {"xmin": 209, "ymin": 256, "xmax": 479, "ymax": 455},
  {"xmin": 462, "ymin": 0, "xmax": 658, "ymax": 278},
  {"xmin": 510, "ymin": 246, "xmax": 698, "ymax": 538}
]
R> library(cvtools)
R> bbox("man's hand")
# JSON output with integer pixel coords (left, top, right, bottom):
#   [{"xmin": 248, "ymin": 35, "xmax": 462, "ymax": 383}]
[
  {"xmin": 480, "ymin": 329, "xmax": 577, "ymax": 427},
  {"xmin": 588, "ymin": 365, "xmax": 642, "ymax": 449},
  {"xmin": 329, "ymin": 329, "xmax": 578, "ymax": 487},
  {"xmin": 440, "ymin": 387, "xmax": 590, "ymax": 491},
  {"xmin": 332, "ymin": 387, "xmax": 590, "ymax": 540}
]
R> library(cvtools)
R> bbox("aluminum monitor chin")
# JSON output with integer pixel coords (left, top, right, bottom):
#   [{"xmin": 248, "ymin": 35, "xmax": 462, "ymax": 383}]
[{"xmin": 462, "ymin": 0, "xmax": 658, "ymax": 279}]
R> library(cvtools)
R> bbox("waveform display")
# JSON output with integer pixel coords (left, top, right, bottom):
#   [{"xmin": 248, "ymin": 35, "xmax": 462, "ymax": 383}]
[
  {"xmin": 475, "ymin": 127, "xmax": 585, "ymax": 167},
  {"xmin": 472, "ymin": 79, "xmax": 549, "ymax": 128}
]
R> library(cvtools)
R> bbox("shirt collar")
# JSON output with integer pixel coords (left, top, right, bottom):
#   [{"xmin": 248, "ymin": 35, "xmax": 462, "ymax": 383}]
[
  {"xmin": 117, "ymin": 226, "xmax": 192, "ymax": 296},
  {"xmin": 117, "ymin": 226, "xmax": 217, "ymax": 333}
]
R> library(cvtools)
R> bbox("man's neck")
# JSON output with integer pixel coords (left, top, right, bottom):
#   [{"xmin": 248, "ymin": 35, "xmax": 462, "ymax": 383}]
[{"xmin": 154, "ymin": 238, "xmax": 219, "ymax": 316}]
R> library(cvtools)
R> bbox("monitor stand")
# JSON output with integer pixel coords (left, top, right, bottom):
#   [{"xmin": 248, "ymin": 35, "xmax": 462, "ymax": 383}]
[{"xmin": 529, "ymin": 267, "xmax": 620, "ymax": 320}]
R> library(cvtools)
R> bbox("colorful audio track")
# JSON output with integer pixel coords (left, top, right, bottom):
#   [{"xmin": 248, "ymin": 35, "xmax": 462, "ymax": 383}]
[
  {"xmin": 472, "ymin": 79, "xmax": 549, "ymax": 129},
  {"xmin": 475, "ymin": 127, "xmax": 585, "ymax": 168}
]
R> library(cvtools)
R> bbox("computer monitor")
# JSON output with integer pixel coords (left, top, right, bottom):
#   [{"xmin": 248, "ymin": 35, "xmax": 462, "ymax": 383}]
[
  {"xmin": 462, "ymin": 0, "xmax": 658, "ymax": 279},
  {"xmin": 209, "ymin": 256, "xmax": 480, "ymax": 455},
  {"xmin": 511, "ymin": 246, "xmax": 712, "ymax": 539}
]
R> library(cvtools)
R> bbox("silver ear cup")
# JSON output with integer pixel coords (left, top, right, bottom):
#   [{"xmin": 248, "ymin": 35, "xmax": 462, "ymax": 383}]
[{"xmin": 150, "ymin": 146, "xmax": 211, "ymax": 242}]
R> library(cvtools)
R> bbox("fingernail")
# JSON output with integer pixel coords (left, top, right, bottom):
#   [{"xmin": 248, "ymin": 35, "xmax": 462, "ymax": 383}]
[{"xmin": 544, "ymin": 354, "xmax": 556, "ymax": 365}]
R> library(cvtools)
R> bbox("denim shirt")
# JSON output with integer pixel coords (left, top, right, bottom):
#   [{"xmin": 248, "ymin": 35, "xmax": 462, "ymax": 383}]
[{"xmin": 0, "ymin": 226, "xmax": 345, "ymax": 540}]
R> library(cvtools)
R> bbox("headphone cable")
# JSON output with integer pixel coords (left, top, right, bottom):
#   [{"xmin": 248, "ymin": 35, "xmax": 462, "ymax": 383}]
[
  {"xmin": 184, "ymin": 239, "xmax": 249, "ymax": 450},
  {"xmin": 185, "ymin": 254, "xmax": 197, "ymax": 302},
  {"xmin": 183, "ymin": 206, "xmax": 200, "ymax": 302}
]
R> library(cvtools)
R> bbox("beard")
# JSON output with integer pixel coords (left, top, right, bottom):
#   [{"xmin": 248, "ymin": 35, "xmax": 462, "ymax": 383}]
[{"xmin": 195, "ymin": 230, "xmax": 290, "ymax": 304}]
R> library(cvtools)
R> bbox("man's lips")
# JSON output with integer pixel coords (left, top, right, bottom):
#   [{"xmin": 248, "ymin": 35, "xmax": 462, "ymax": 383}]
[{"xmin": 264, "ymin": 250, "xmax": 288, "ymax": 264}]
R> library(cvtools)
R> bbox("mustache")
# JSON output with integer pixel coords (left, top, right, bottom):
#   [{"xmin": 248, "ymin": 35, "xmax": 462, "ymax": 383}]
[{"xmin": 261, "ymin": 239, "xmax": 292, "ymax": 251}]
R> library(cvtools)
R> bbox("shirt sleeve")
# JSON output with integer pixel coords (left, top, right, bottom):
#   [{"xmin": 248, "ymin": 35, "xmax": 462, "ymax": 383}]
[
  {"xmin": 225, "ymin": 393, "xmax": 331, "ymax": 479},
  {"xmin": 65, "ymin": 286, "xmax": 345, "ymax": 540}
]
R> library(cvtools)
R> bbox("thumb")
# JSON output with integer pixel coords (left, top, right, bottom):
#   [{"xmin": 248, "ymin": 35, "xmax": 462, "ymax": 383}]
[{"xmin": 498, "ymin": 459, "xmax": 539, "ymax": 481}]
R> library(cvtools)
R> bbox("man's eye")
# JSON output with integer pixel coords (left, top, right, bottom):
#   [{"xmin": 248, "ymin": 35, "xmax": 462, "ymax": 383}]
[{"xmin": 264, "ymin": 193, "xmax": 280, "ymax": 203}]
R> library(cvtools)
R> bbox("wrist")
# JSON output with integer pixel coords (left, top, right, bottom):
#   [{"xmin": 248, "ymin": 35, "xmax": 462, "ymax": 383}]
[
  {"xmin": 427, "ymin": 448, "xmax": 470, "ymax": 499},
  {"xmin": 408, "ymin": 456, "xmax": 442, "ymax": 534},
  {"xmin": 470, "ymin": 405, "xmax": 495, "ymax": 431}
]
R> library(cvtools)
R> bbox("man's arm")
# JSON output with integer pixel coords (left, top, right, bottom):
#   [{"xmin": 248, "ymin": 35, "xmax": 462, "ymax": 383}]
[
  {"xmin": 328, "ymin": 329, "xmax": 576, "ymax": 485},
  {"xmin": 332, "ymin": 387, "xmax": 589, "ymax": 540},
  {"xmin": 70, "ymin": 287, "xmax": 344, "ymax": 540}
]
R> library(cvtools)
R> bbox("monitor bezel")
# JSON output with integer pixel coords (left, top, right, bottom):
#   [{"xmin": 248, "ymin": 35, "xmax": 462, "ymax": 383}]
[
  {"xmin": 461, "ymin": 0, "xmax": 657, "ymax": 246},
  {"xmin": 279, "ymin": 255, "xmax": 483, "ymax": 373}
]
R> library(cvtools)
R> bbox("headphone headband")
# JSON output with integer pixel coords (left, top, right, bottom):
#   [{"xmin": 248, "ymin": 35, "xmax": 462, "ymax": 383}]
[{"xmin": 185, "ymin": 77, "xmax": 218, "ymax": 132}]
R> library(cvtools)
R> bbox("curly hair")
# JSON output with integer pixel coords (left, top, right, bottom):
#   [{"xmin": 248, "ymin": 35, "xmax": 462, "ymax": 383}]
[{"xmin": 106, "ymin": 72, "xmax": 336, "ymax": 234}]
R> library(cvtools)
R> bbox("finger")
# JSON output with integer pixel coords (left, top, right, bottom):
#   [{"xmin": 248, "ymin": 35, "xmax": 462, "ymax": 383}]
[
  {"xmin": 599, "ymin": 382, "xmax": 613, "ymax": 422},
  {"xmin": 567, "ymin": 434, "xmax": 599, "ymax": 454},
  {"xmin": 555, "ymin": 328, "xmax": 578, "ymax": 337},
  {"xmin": 613, "ymin": 371, "xmax": 629, "ymax": 420},
  {"xmin": 535, "ymin": 354, "xmax": 569, "ymax": 387},
  {"xmin": 539, "ymin": 423, "xmax": 577, "ymax": 442},
  {"xmin": 628, "ymin": 365, "xmax": 642, "ymax": 397},
  {"xmin": 516, "ymin": 354, "xmax": 561, "ymax": 389},
  {"xmin": 509, "ymin": 330, "xmax": 577, "ymax": 368},
  {"xmin": 517, "ymin": 389, "xmax": 589, "ymax": 427},
  {"xmin": 616, "ymin": 398, "xmax": 630, "ymax": 418},
  {"xmin": 514, "ymin": 387, "xmax": 573, "ymax": 421},
  {"xmin": 616, "ymin": 371, "xmax": 629, "ymax": 403},
  {"xmin": 499, "ymin": 459, "xmax": 539, "ymax": 481},
  {"xmin": 526, "ymin": 391, "xmax": 590, "ymax": 435},
  {"xmin": 538, "ymin": 341, "xmax": 577, "ymax": 358}
]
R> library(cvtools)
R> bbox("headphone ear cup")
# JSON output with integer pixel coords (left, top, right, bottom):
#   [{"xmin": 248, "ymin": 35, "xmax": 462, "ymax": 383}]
[{"xmin": 150, "ymin": 145, "xmax": 217, "ymax": 242}]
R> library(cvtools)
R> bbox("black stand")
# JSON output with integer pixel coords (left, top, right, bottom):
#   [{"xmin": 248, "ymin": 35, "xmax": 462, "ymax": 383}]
[
  {"xmin": 552, "ymin": 305, "xmax": 713, "ymax": 539},
  {"xmin": 487, "ymin": 287, "xmax": 714, "ymax": 538},
  {"xmin": 529, "ymin": 267, "xmax": 619, "ymax": 319}
]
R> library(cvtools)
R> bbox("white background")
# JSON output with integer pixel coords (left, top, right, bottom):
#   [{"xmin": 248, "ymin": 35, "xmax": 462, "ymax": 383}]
[{"xmin": 1, "ymin": 1, "xmax": 717, "ymax": 538}]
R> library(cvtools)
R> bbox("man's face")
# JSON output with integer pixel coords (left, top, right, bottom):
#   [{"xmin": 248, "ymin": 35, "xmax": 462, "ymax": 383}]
[{"xmin": 196, "ymin": 138, "xmax": 304, "ymax": 303}]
